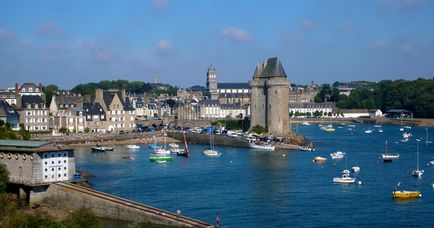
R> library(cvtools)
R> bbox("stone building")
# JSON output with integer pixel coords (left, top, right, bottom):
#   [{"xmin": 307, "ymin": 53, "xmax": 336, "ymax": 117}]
[
  {"xmin": 50, "ymin": 94, "xmax": 86, "ymax": 133},
  {"xmin": 14, "ymin": 83, "xmax": 49, "ymax": 132},
  {"xmin": 249, "ymin": 57, "xmax": 290, "ymax": 134},
  {"xmin": 0, "ymin": 139, "xmax": 75, "ymax": 185},
  {"xmin": 93, "ymin": 89, "xmax": 136, "ymax": 132}
]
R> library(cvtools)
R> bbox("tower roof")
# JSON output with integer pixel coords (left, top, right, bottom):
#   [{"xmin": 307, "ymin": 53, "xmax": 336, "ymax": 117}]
[{"xmin": 253, "ymin": 57, "xmax": 287, "ymax": 78}]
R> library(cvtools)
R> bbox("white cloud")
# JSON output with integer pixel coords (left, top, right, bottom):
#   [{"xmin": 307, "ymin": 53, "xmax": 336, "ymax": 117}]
[
  {"xmin": 220, "ymin": 27, "xmax": 251, "ymax": 43},
  {"xmin": 0, "ymin": 28, "xmax": 15, "ymax": 39},
  {"xmin": 152, "ymin": 0, "xmax": 169, "ymax": 11},
  {"xmin": 155, "ymin": 40, "xmax": 172, "ymax": 52},
  {"xmin": 369, "ymin": 40, "xmax": 387, "ymax": 49},
  {"xmin": 400, "ymin": 43, "xmax": 414, "ymax": 54},
  {"xmin": 300, "ymin": 19, "xmax": 314, "ymax": 30},
  {"xmin": 37, "ymin": 22, "xmax": 61, "ymax": 36}
]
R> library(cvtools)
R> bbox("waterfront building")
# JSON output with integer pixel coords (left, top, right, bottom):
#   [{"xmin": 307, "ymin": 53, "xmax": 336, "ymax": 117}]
[
  {"xmin": 249, "ymin": 57, "xmax": 290, "ymax": 134},
  {"xmin": 83, "ymin": 102, "xmax": 108, "ymax": 133},
  {"xmin": 198, "ymin": 100, "xmax": 248, "ymax": 119},
  {"xmin": 339, "ymin": 109, "xmax": 370, "ymax": 118},
  {"xmin": 14, "ymin": 83, "xmax": 49, "ymax": 132},
  {"xmin": 0, "ymin": 99, "xmax": 20, "ymax": 130},
  {"xmin": 368, "ymin": 109, "xmax": 383, "ymax": 118},
  {"xmin": 0, "ymin": 139, "xmax": 75, "ymax": 185},
  {"xmin": 50, "ymin": 94, "xmax": 86, "ymax": 133},
  {"xmin": 385, "ymin": 109, "xmax": 413, "ymax": 118},
  {"xmin": 217, "ymin": 82, "xmax": 250, "ymax": 106},
  {"xmin": 289, "ymin": 102, "xmax": 334, "ymax": 118},
  {"xmin": 94, "ymin": 89, "xmax": 136, "ymax": 132}
]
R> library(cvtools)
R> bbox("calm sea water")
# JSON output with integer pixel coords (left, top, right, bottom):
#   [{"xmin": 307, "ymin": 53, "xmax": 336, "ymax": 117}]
[{"xmin": 75, "ymin": 124, "xmax": 434, "ymax": 227}]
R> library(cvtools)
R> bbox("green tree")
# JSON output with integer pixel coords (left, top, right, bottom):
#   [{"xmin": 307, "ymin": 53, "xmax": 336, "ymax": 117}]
[
  {"xmin": 43, "ymin": 84, "xmax": 59, "ymax": 107},
  {"xmin": 59, "ymin": 127, "xmax": 68, "ymax": 135}
]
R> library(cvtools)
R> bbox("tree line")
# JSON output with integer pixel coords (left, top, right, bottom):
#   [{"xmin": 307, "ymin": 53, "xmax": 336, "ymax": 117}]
[{"xmin": 314, "ymin": 78, "xmax": 434, "ymax": 118}]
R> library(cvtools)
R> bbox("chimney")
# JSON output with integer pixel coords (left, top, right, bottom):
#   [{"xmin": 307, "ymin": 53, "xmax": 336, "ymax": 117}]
[
  {"xmin": 15, "ymin": 83, "xmax": 21, "ymax": 108},
  {"xmin": 39, "ymin": 83, "xmax": 43, "ymax": 92},
  {"xmin": 121, "ymin": 89, "xmax": 126, "ymax": 103}
]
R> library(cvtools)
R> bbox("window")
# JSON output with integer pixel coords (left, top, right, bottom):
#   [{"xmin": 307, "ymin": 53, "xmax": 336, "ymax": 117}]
[
  {"xmin": 52, "ymin": 161, "xmax": 54, "ymax": 164},
  {"xmin": 45, "ymin": 168, "xmax": 47, "ymax": 171},
  {"xmin": 64, "ymin": 160, "xmax": 66, "ymax": 163},
  {"xmin": 64, "ymin": 174, "xmax": 67, "ymax": 177},
  {"xmin": 45, "ymin": 161, "xmax": 47, "ymax": 165},
  {"xmin": 45, "ymin": 175, "xmax": 48, "ymax": 179},
  {"xmin": 52, "ymin": 168, "xmax": 54, "ymax": 171},
  {"xmin": 58, "ymin": 167, "xmax": 61, "ymax": 170}
]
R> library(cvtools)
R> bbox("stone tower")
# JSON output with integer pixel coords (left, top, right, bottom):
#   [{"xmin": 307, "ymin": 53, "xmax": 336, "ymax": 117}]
[
  {"xmin": 249, "ymin": 57, "xmax": 291, "ymax": 135},
  {"xmin": 206, "ymin": 64, "xmax": 219, "ymax": 100}
]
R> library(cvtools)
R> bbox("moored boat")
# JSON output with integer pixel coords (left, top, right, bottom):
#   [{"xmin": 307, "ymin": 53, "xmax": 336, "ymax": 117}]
[
  {"xmin": 126, "ymin": 144, "xmax": 140, "ymax": 149},
  {"xmin": 381, "ymin": 140, "xmax": 399, "ymax": 162},
  {"xmin": 313, "ymin": 156, "xmax": 327, "ymax": 163},
  {"xmin": 203, "ymin": 149, "xmax": 221, "ymax": 156},
  {"xmin": 352, "ymin": 166, "xmax": 360, "ymax": 173},
  {"xmin": 149, "ymin": 154, "xmax": 173, "ymax": 162},
  {"xmin": 249, "ymin": 143, "xmax": 275, "ymax": 151},
  {"xmin": 392, "ymin": 190, "xmax": 421, "ymax": 199},
  {"xmin": 91, "ymin": 145, "xmax": 114, "ymax": 152},
  {"xmin": 333, "ymin": 169, "xmax": 356, "ymax": 184},
  {"xmin": 330, "ymin": 151, "xmax": 345, "ymax": 159},
  {"xmin": 411, "ymin": 140, "xmax": 424, "ymax": 178}
]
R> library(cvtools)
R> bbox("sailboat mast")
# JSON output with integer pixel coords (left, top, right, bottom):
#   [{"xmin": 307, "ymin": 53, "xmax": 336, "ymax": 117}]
[{"xmin": 416, "ymin": 140, "xmax": 419, "ymax": 170}]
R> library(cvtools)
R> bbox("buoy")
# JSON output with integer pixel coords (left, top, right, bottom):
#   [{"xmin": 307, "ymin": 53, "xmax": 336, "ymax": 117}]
[
  {"xmin": 358, "ymin": 181, "xmax": 362, "ymax": 185},
  {"xmin": 282, "ymin": 154, "xmax": 286, "ymax": 157}
]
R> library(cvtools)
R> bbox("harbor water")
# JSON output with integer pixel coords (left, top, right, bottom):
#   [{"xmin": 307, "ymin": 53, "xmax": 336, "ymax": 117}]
[{"xmin": 75, "ymin": 124, "xmax": 434, "ymax": 227}]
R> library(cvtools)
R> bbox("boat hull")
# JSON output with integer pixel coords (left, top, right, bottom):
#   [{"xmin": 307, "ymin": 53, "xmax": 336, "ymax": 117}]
[{"xmin": 392, "ymin": 190, "xmax": 421, "ymax": 199}]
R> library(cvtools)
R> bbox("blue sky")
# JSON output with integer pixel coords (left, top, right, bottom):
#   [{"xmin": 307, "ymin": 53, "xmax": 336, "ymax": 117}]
[{"xmin": 0, "ymin": 0, "xmax": 433, "ymax": 89}]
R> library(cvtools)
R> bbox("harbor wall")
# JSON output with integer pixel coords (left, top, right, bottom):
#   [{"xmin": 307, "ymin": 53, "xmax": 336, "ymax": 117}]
[
  {"xmin": 167, "ymin": 131, "xmax": 249, "ymax": 148},
  {"xmin": 43, "ymin": 182, "xmax": 210, "ymax": 228}
]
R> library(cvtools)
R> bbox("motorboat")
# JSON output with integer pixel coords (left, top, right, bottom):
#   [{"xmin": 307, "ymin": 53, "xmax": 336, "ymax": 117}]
[
  {"xmin": 373, "ymin": 125, "xmax": 382, "ymax": 128},
  {"xmin": 299, "ymin": 146, "xmax": 315, "ymax": 152},
  {"xmin": 169, "ymin": 143, "xmax": 179, "ymax": 149},
  {"xmin": 333, "ymin": 170, "xmax": 356, "ymax": 184},
  {"xmin": 203, "ymin": 149, "xmax": 221, "ymax": 156},
  {"xmin": 432, "ymin": 183, "xmax": 434, "ymax": 189},
  {"xmin": 126, "ymin": 144, "xmax": 140, "ymax": 149},
  {"xmin": 352, "ymin": 166, "xmax": 360, "ymax": 173},
  {"xmin": 364, "ymin": 129, "xmax": 373, "ymax": 134},
  {"xmin": 325, "ymin": 126, "xmax": 335, "ymax": 132},
  {"xmin": 249, "ymin": 143, "xmax": 275, "ymax": 151},
  {"xmin": 302, "ymin": 122, "xmax": 311, "ymax": 126},
  {"xmin": 347, "ymin": 124, "xmax": 356, "ymax": 128},
  {"xmin": 149, "ymin": 154, "xmax": 173, "ymax": 162},
  {"xmin": 411, "ymin": 140, "xmax": 424, "ymax": 178},
  {"xmin": 427, "ymin": 160, "xmax": 434, "ymax": 166},
  {"xmin": 330, "ymin": 151, "xmax": 345, "ymax": 159},
  {"xmin": 403, "ymin": 132, "xmax": 412, "ymax": 139},
  {"xmin": 170, "ymin": 148, "xmax": 184, "ymax": 154},
  {"xmin": 403, "ymin": 126, "xmax": 412, "ymax": 129},
  {"xmin": 313, "ymin": 156, "xmax": 327, "ymax": 163},
  {"xmin": 148, "ymin": 143, "xmax": 161, "ymax": 150},
  {"xmin": 91, "ymin": 145, "xmax": 114, "ymax": 152},
  {"xmin": 155, "ymin": 148, "xmax": 171, "ymax": 154},
  {"xmin": 378, "ymin": 129, "xmax": 383, "ymax": 133},
  {"xmin": 392, "ymin": 190, "xmax": 421, "ymax": 199},
  {"xmin": 381, "ymin": 140, "xmax": 399, "ymax": 162}
]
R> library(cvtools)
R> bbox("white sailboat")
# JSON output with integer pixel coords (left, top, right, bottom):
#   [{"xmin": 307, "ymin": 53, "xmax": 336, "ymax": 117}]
[
  {"xmin": 155, "ymin": 132, "xmax": 170, "ymax": 154},
  {"xmin": 203, "ymin": 130, "xmax": 220, "ymax": 156},
  {"xmin": 381, "ymin": 140, "xmax": 399, "ymax": 162},
  {"xmin": 411, "ymin": 140, "xmax": 424, "ymax": 178},
  {"xmin": 126, "ymin": 132, "xmax": 139, "ymax": 149}
]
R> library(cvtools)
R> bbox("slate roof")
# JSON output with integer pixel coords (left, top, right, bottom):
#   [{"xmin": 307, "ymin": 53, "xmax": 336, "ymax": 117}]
[
  {"xmin": 253, "ymin": 57, "xmax": 287, "ymax": 78},
  {"xmin": 218, "ymin": 93, "xmax": 250, "ymax": 99},
  {"xmin": 218, "ymin": 83, "xmax": 250, "ymax": 89},
  {"xmin": 0, "ymin": 100, "xmax": 19, "ymax": 118},
  {"xmin": 102, "ymin": 91, "xmax": 135, "ymax": 111},
  {"xmin": 83, "ymin": 102, "xmax": 105, "ymax": 116},
  {"xmin": 21, "ymin": 95, "xmax": 45, "ymax": 108}
]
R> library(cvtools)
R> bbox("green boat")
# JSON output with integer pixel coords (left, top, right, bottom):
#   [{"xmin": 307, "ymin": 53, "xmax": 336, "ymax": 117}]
[{"xmin": 149, "ymin": 154, "xmax": 173, "ymax": 162}]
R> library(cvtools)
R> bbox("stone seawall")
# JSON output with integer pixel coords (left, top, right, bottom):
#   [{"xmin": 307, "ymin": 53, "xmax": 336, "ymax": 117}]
[
  {"xmin": 44, "ymin": 182, "xmax": 210, "ymax": 227},
  {"xmin": 167, "ymin": 132, "xmax": 250, "ymax": 148}
]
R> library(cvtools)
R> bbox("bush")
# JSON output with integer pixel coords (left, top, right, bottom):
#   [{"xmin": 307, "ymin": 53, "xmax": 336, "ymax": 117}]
[
  {"xmin": 249, "ymin": 125, "xmax": 268, "ymax": 134},
  {"xmin": 0, "ymin": 164, "xmax": 9, "ymax": 193},
  {"xmin": 63, "ymin": 208, "xmax": 100, "ymax": 228}
]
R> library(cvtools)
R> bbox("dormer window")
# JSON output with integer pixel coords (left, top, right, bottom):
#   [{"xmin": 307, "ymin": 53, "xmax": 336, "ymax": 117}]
[
  {"xmin": 35, "ymin": 88, "xmax": 39, "ymax": 92},
  {"xmin": 21, "ymin": 88, "xmax": 26, "ymax": 92},
  {"xmin": 29, "ymin": 88, "xmax": 33, "ymax": 92}
]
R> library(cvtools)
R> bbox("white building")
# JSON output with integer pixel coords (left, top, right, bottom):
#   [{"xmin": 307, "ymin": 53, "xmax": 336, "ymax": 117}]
[
  {"xmin": 340, "ymin": 109, "xmax": 370, "ymax": 118},
  {"xmin": 289, "ymin": 102, "xmax": 334, "ymax": 118}
]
